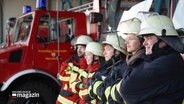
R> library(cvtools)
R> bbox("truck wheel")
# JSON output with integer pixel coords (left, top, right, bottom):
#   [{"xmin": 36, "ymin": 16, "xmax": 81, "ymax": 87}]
[{"xmin": 7, "ymin": 81, "xmax": 58, "ymax": 104}]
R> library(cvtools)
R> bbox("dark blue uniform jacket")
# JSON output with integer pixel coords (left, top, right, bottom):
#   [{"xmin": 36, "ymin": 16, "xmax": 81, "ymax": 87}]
[{"xmin": 120, "ymin": 49, "xmax": 184, "ymax": 104}]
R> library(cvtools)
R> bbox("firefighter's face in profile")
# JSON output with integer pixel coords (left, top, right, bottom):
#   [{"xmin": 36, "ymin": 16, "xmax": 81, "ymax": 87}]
[
  {"xmin": 85, "ymin": 52, "xmax": 93, "ymax": 65},
  {"xmin": 103, "ymin": 44, "xmax": 114, "ymax": 61},
  {"xmin": 77, "ymin": 45, "xmax": 86, "ymax": 57},
  {"xmin": 143, "ymin": 35, "xmax": 158, "ymax": 55},
  {"xmin": 125, "ymin": 34, "xmax": 141, "ymax": 54}
]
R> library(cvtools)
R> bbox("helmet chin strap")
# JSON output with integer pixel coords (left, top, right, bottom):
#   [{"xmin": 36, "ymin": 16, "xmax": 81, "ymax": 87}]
[
  {"xmin": 91, "ymin": 55, "xmax": 96, "ymax": 65},
  {"xmin": 152, "ymin": 29, "xmax": 167, "ymax": 53},
  {"xmin": 151, "ymin": 39, "xmax": 162, "ymax": 54},
  {"xmin": 151, "ymin": 38, "xmax": 172, "ymax": 57}
]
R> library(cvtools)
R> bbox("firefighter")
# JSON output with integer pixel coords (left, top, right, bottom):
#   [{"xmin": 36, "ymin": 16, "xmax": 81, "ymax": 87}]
[
  {"xmin": 88, "ymin": 32, "xmax": 127, "ymax": 104},
  {"xmin": 117, "ymin": 15, "xmax": 184, "ymax": 104},
  {"xmin": 56, "ymin": 35, "xmax": 93, "ymax": 104},
  {"xmin": 71, "ymin": 42, "xmax": 104, "ymax": 104},
  {"xmin": 108, "ymin": 18, "xmax": 144, "ymax": 103}
]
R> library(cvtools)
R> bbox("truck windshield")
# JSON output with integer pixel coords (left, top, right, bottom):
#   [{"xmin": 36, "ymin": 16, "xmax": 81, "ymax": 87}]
[{"xmin": 14, "ymin": 14, "xmax": 33, "ymax": 42}]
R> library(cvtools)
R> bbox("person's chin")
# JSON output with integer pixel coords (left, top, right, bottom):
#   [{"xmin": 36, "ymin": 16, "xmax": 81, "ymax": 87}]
[
  {"xmin": 105, "ymin": 58, "xmax": 110, "ymax": 61},
  {"xmin": 145, "ymin": 51, "xmax": 152, "ymax": 55}
]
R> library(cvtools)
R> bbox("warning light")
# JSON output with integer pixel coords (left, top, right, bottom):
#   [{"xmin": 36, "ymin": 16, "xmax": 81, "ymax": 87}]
[
  {"xmin": 36, "ymin": 0, "xmax": 46, "ymax": 10},
  {"xmin": 22, "ymin": 5, "xmax": 32, "ymax": 14}
]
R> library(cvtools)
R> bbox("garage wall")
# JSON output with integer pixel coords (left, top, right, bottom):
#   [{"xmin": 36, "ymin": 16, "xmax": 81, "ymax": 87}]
[
  {"xmin": 2, "ymin": 0, "xmax": 36, "ymax": 42},
  {"xmin": 0, "ymin": 0, "xmax": 3, "ymax": 43},
  {"xmin": 2, "ymin": 0, "xmax": 57, "ymax": 42}
]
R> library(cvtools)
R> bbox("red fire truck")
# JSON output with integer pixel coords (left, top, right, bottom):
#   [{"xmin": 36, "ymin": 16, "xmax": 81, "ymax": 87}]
[
  {"xmin": 1, "ymin": 0, "xmax": 180, "ymax": 103},
  {"xmin": 0, "ymin": 0, "xmax": 103, "ymax": 103}
]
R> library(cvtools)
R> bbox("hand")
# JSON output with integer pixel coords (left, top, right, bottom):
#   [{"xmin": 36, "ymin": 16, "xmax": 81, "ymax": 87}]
[
  {"xmin": 65, "ymin": 63, "xmax": 73, "ymax": 72},
  {"xmin": 76, "ymin": 82, "xmax": 85, "ymax": 89}
]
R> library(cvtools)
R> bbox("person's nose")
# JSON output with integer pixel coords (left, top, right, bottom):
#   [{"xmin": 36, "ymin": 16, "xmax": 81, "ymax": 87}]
[{"xmin": 143, "ymin": 40, "xmax": 147, "ymax": 47}]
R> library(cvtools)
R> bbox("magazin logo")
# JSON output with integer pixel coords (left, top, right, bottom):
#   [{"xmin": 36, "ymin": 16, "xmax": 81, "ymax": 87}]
[{"xmin": 12, "ymin": 91, "xmax": 39, "ymax": 99}]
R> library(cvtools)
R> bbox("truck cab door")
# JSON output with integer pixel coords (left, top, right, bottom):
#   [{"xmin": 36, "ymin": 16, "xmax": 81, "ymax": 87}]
[{"xmin": 33, "ymin": 15, "xmax": 74, "ymax": 75}]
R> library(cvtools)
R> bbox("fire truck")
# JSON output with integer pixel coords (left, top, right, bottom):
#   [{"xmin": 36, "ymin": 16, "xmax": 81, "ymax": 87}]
[
  {"xmin": 1, "ymin": 0, "xmax": 182, "ymax": 103},
  {"xmin": 0, "ymin": 0, "xmax": 104, "ymax": 103}
]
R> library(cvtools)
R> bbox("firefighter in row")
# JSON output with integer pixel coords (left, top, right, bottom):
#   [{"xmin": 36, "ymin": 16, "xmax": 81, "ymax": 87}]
[
  {"xmin": 70, "ymin": 42, "xmax": 105, "ymax": 104},
  {"xmin": 107, "ymin": 18, "xmax": 144, "ymax": 104},
  {"xmin": 108, "ymin": 17, "xmax": 145, "ymax": 104},
  {"xmin": 88, "ymin": 32, "xmax": 127, "ymax": 104},
  {"xmin": 111, "ymin": 15, "xmax": 184, "ymax": 103},
  {"xmin": 56, "ymin": 35, "xmax": 93, "ymax": 104},
  {"xmin": 88, "ymin": 18, "xmax": 143, "ymax": 104}
]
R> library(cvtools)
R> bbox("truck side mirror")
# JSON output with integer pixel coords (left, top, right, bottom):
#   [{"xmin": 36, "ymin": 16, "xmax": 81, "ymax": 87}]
[
  {"xmin": 7, "ymin": 17, "xmax": 16, "ymax": 28},
  {"xmin": 90, "ymin": 12, "xmax": 103, "ymax": 23}
]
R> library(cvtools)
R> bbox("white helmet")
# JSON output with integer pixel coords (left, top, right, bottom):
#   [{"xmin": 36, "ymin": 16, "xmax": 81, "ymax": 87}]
[
  {"xmin": 75, "ymin": 35, "xmax": 93, "ymax": 45},
  {"xmin": 118, "ymin": 18, "xmax": 141, "ymax": 35},
  {"xmin": 102, "ymin": 32, "xmax": 127, "ymax": 55},
  {"xmin": 85, "ymin": 42, "xmax": 103, "ymax": 57},
  {"xmin": 139, "ymin": 15, "xmax": 184, "ymax": 53},
  {"xmin": 139, "ymin": 15, "xmax": 178, "ymax": 36}
]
